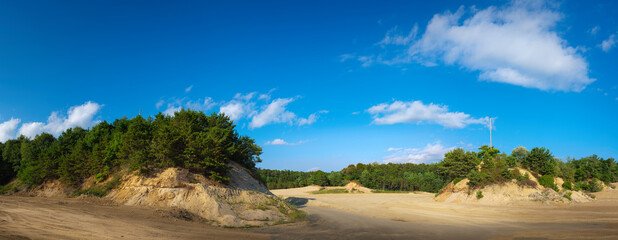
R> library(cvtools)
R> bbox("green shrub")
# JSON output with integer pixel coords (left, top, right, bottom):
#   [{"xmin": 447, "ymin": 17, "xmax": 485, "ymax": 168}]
[
  {"xmin": 511, "ymin": 169, "xmax": 522, "ymax": 179},
  {"xmin": 586, "ymin": 180, "xmax": 603, "ymax": 192},
  {"xmin": 95, "ymin": 173, "xmax": 107, "ymax": 183},
  {"xmin": 562, "ymin": 181, "xmax": 573, "ymax": 190},
  {"xmin": 501, "ymin": 167, "xmax": 514, "ymax": 179},
  {"xmin": 453, "ymin": 177, "xmax": 464, "ymax": 185},
  {"xmin": 517, "ymin": 172, "xmax": 530, "ymax": 182},
  {"xmin": 73, "ymin": 175, "xmax": 121, "ymax": 197},
  {"xmin": 564, "ymin": 191, "xmax": 572, "ymax": 201},
  {"xmin": 538, "ymin": 175, "xmax": 555, "ymax": 189},
  {"xmin": 310, "ymin": 188, "xmax": 348, "ymax": 194},
  {"xmin": 476, "ymin": 190, "xmax": 484, "ymax": 199},
  {"xmin": 467, "ymin": 170, "xmax": 488, "ymax": 188}
]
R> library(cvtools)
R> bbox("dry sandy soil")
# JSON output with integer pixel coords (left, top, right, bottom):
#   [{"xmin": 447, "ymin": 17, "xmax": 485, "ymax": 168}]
[{"xmin": 2, "ymin": 185, "xmax": 618, "ymax": 239}]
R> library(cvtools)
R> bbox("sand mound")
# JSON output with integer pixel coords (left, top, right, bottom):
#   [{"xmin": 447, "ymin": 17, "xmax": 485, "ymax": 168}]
[
  {"xmin": 18, "ymin": 180, "xmax": 71, "ymax": 198},
  {"xmin": 344, "ymin": 181, "xmax": 371, "ymax": 193},
  {"xmin": 435, "ymin": 168, "xmax": 593, "ymax": 205},
  {"xmin": 106, "ymin": 164, "xmax": 295, "ymax": 227}
]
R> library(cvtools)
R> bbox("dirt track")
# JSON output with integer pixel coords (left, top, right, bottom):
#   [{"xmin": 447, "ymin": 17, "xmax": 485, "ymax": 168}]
[{"xmin": 2, "ymin": 186, "xmax": 618, "ymax": 239}]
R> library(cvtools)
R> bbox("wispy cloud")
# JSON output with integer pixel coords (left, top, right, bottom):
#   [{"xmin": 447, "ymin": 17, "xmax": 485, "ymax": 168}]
[
  {"xmin": 600, "ymin": 34, "xmax": 616, "ymax": 52},
  {"xmin": 382, "ymin": 142, "xmax": 454, "ymax": 164},
  {"xmin": 377, "ymin": 25, "xmax": 418, "ymax": 46},
  {"xmin": 367, "ymin": 100, "xmax": 488, "ymax": 128},
  {"xmin": 589, "ymin": 26, "xmax": 600, "ymax": 35},
  {"xmin": 264, "ymin": 138, "xmax": 308, "ymax": 146},
  {"xmin": 346, "ymin": 0, "xmax": 594, "ymax": 92},
  {"xmin": 306, "ymin": 167, "xmax": 320, "ymax": 172},
  {"xmin": 158, "ymin": 90, "xmax": 326, "ymax": 129},
  {"xmin": 185, "ymin": 85, "xmax": 193, "ymax": 93},
  {"xmin": 160, "ymin": 97, "xmax": 217, "ymax": 116}
]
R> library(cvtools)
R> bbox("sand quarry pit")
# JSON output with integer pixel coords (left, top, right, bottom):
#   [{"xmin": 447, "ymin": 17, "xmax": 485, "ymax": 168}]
[{"xmin": 2, "ymin": 183, "xmax": 618, "ymax": 239}]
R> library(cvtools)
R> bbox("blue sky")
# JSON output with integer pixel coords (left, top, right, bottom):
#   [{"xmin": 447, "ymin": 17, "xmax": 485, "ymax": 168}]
[{"xmin": 1, "ymin": 0, "xmax": 617, "ymax": 171}]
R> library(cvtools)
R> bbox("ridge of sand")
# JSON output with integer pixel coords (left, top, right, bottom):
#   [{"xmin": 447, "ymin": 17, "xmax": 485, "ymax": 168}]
[
  {"xmin": 8, "ymin": 162, "xmax": 296, "ymax": 227},
  {"xmin": 435, "ymin": 168, "xmax": 593, "ymax": 205}
]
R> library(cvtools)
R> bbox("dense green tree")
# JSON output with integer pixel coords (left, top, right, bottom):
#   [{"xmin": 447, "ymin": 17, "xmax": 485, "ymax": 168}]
[
  {"xmin": 17, "ymin": 133, "xmax": 56, "ymax": 185},
  {"xmin": 0, "ymin": 109, "xmax": 262, "ymax": 187},
  {"xmin": 440, "ymin": 148, "xmax": 480, "ymax": 180},
  {"xmin": 511, "ymin": 146, "xmax": 530, "ymax": 163},
  {"xmin": 118, "ymin": 115, "xmax": 152, "ymax": 171},
  {"xmin": 523, "ymin": 147, "xmax": 556, "ymax": 176},
  {"xmin": 2, "ymin": 137, "xmax": 26, "ymax": 172},
  {"xmin": 0, "ymin": 142, "xmax": 10, "ymax": 185}
]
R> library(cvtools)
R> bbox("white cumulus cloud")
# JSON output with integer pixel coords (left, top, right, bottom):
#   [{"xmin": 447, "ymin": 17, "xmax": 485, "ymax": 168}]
[
  {"xmin": 382, "ymin": 142, "xmax": 454, "ymax": 164},
  {"xmin": 250, "ymin": 98, "xmax": 296, "ymax": 129},
  {"xmin": 0, "ymin": 118, "xmax": 21, "ymax": 142},
  {"xmin": 250, "ymin": 98, "xmax": 326, "ymax": 129},
  {"xmin": 16, "ymin": 101, "xmax": 103, "ymax": 139},
  {"xmin": 367, "ymin": 100, "xmax": 488, "ymax": 128},
  {"xmin": 350, "ymin": 0, "xmax": 594, "ymax": 92},
  {"xmin": 17, "ymin": 122, "xmax": 45, "ymax": 139}
]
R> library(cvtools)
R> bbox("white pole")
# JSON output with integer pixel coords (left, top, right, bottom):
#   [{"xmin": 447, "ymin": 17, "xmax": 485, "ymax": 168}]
[{"xmin": 489, "ymin": 117, "xmax": 492, "ymax": 148}]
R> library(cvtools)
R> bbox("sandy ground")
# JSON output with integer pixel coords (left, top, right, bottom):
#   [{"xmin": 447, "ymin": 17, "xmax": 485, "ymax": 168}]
[
  {"xmin": 0, "ymin": 196, "xmax": 268, "ymax": 240},
  {"xmin": 1, "ymin": 185, "xmax": 617, "ymax": 239},
  {"xmin": 269, "ymin": 185, "xmax": 618, "ymax": 239}
]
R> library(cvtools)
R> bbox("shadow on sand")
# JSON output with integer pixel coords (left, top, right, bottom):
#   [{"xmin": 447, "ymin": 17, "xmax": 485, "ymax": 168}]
[{"xmin": 284, "ymin": 197, "xmax": 314, "ymax": 207}]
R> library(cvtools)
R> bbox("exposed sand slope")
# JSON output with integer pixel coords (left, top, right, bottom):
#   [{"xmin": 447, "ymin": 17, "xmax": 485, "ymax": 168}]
[
  {"xmin": 436, "ymin": 168, "xmax": 592, "ymax": 205},
  {"xmin": 106, "ymin": 164, "xmax": 293, "ymax": 227}
]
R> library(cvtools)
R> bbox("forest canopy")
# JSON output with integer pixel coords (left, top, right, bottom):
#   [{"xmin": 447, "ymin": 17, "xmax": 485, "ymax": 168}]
[
  {"xmin": 0, "ymin": 109, "xmax": 262, "ymax": 186},
  {"xmin": 258, "ymin": 146, "xmax": 617, "ymax": 193}
]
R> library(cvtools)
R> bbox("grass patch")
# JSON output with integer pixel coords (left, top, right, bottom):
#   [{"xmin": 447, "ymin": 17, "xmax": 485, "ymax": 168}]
[
  {"xmin": 371, "ymin": 190, "xmax": 410, "ymax": 193},
  {"xmin": 252, "ymin": 201, "xmax": 270, "ymax": 211},
  {"xmin": 0, "ymin": 183, "xmax": 18, "ymax": 194},
  {"xmin": 476, "ymin": 190, "xmax": 484, "ymax": 199},
  {"xmin": 564, "ymin": 191, "xmax": 572, "ymax": 201},
  {"xmin": 72, "ymin": 175, "xmax": 122, "ymax": 197},
  {"xmin": 310, "ymin": 188, "xmax": 348, "ymax": 194}
]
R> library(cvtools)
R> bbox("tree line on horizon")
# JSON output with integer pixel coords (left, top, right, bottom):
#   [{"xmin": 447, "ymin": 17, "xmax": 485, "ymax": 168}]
[
  {"xmin": 258, "ymin": 146, "xmax": 617, "ymax": 193},
  {"xmin": 0, "ymin": 109, "xmax": 262, "ymax": 187}
]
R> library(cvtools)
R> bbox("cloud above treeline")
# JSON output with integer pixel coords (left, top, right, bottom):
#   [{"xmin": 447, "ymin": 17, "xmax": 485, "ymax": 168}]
[
  {"xmin": 264, "ymin": 138, "xmax": 308, "ymax": 146},
  {"xmin": 344, "ymin": 0, "xmax": 594, "ymax": 92},
  {"xmin": 157, "ymin": 90, "xmax": 327, "ymax": 129},
  {"xmin": 382, "ymin": 142, "xmax": 454, "ymax": 164},
  {"xmin": 0, "ymin": 101, "xmax": 103, "ymax": 142},
  {"xmin": 367, "ymin": 100, "xmax": 488, "ymax": 128}
]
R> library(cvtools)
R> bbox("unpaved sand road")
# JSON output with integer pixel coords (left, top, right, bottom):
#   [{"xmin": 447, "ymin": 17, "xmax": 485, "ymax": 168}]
[
  {"xmin": 0, "ymin": 196, "xmax": 268, "ymax": 240},
  {"xmin": 2, "ymin": 186, "xmax": 618, "ymax": 240}
]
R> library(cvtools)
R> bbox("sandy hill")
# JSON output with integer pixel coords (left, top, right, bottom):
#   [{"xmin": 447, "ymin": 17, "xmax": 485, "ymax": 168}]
[
  {"xmin": 435, "ymin": 168, "xmax": 593, "ymax": 205},
  {"xmin": 343, "ymin": 181, "xmax": 372, "ymax": 193},
  {"xmin": 13, "ymin": 162, "xmax": 301, "ymax": 227}
]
